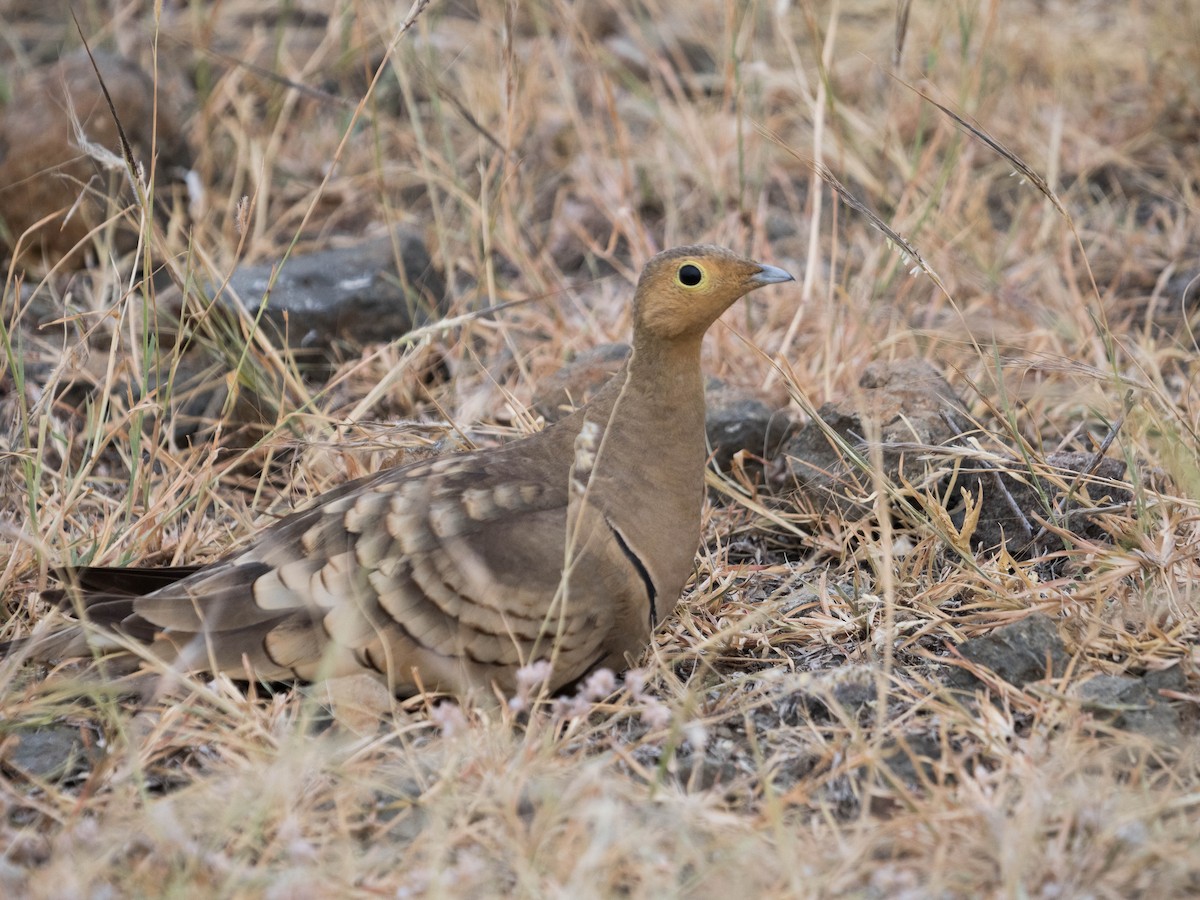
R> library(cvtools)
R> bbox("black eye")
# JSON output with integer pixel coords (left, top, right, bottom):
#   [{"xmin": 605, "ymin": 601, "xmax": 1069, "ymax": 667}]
[{"xmin": 678, "ymin": 263, "xmax": 702, "ymax": 286}]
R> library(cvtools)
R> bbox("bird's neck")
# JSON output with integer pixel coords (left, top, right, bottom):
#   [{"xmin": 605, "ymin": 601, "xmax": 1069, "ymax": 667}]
[
  {"xmin": 547, "ymin": 335, "xmax": 708, "ymax": 494},
  {"xmin": 575, "ymin": 333, "xmax": 709, "ymax": 610},
  {"xmin": 619, "ymin": 334, "xmax": 707, "ymax": 446},
  {"xmin": 580, "ymin": 335, "xmax": 708, "ymax": 471}
]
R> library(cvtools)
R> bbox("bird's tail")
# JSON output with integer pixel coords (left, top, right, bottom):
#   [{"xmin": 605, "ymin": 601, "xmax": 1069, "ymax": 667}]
[{"xmin": 2, "ymin": 566, "xmax": 202, "ymax": 660}]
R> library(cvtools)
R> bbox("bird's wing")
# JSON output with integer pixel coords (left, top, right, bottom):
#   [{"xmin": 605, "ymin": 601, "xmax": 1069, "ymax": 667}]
[{"xmin": 114, "ymin": 438, "xmax": 648, "ymax": 695}]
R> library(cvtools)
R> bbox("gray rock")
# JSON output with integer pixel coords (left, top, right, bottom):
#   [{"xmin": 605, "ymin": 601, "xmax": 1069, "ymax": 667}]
[
  {"xmin": 140, "ymin": 228, "xmax": 447, "ymax": 446},
  {"xmin": 947, "ymin": 613, "xmax": 1070, "ymax": 691},
  {"xmin": 1074, "ymin": 666, "xmax": 1187, "ymax": 742},
  {"xmin": 1, "ymin": 724, "xmax": 99, "ymax": 782},
  {"xmin": 784, "ymin": 665, "xmax": 877, "ymax": 725},
  {"xmin": 774, "ymin": 358, "xmax": 1133, "ymax": 558},
  {"xmin": 947, "ymin": 451, "xmax": 1132, "ymax": 556},
  {"xmin": 881, "ymin": 732, "xmax": 943, "ymax": 788},
  {"xmin": 604, "ymin": 32, "xmax": 717, "ymax": 92},
  {"xmin": 775, "ymin": 358, "xmax": 970, "ymax": 515},
  {"xmin": 703, "ymin": 377, "xmax": 795, "ymax": 471},
  {"xmin": 206, "ymin": 227, "xmax": 446, "ymax": 354},
  {"xmin": 532, "ymin": 343, "xmax": 629, "ymax": 421}
]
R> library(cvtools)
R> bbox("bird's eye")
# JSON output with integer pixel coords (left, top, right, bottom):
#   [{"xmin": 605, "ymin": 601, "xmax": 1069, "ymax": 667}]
[{"xmin": 678, "ymin": 263, "xmax": 703, "ymax": 287}]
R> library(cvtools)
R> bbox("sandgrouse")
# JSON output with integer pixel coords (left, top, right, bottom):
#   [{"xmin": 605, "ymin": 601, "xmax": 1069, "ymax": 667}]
[{"xmin": 20, "ymin": 246, "xmax": 794, "ymax": 697}]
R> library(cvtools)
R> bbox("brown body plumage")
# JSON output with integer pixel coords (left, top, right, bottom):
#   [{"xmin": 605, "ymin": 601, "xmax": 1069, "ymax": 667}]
[{"xmin": 18, "ymin": 245, "xmax": 793, "ymax": 697}]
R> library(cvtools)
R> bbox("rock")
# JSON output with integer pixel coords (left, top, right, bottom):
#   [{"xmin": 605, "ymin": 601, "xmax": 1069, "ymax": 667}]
[
  {"xmin": 703, "ymin": 378, "xmax": 795, "ymax": 471},
  {"xmin": 542, "ymin": 194, "xmax": 626, "ymax": 274},
  {"xmin": 880, "ymin": 732, "xmax": 943, "ymax": 788},
  {"xmin": 783, "ymin": 665, "xmax": 877, "ymax": 725},
  {"xmin": 443, "ymin": 0, "xmax": 622, "ymax": 40},
  {"xmin": 0, "ymin": 227, "xmax": 451, "ymax": 457},
  {"xmin": 775, "ymin": 358, "xmax": 1133, "ymax": 557},
  {"xmin": 148, "ymin": 347, "xmax": 277, "ymax": 448},
  {"xmin": 197, "ymin": 227, "xmax": 447, "ymax": 355},
  {"xmin": 532, "ymin": 343, "xmax": 629, "ymax": 421},
  {"xmin": 947, "ymin": 613, "xmax": 1070, "ymax": 691},
  {"xmin": 1, "ymin": 724, "xmax": 99, "ymax": 782},
  {"xmin": 775, "ymin": 358, "xmax": 970, "ymax": 516},
  {"xmin": 11, "ymin": 228, "xmax": 447, "ymax": 450},
  {"xmin": 534, "ymin": 343, "xmax": 793, "ymax": 471},
  {"xmin": 947, "ymin": 451, "xmax": 1132, "ymax": 556},
  {"xmin": 0, "ymin": 50, "xmax": 191, "ymax": 268},
  {"xmin": 1074, "ymin": 665, "xmax": 1188, "ymax": 742}
]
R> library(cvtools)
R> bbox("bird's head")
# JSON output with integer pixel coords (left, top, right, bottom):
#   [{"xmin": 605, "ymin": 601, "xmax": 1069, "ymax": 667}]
[{"xmin": 632, "ymin": 244, "xmax": 794, "ymax": 343}]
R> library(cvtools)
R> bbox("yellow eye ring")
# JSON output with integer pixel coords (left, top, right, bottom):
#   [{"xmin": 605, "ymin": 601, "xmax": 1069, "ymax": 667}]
[{"xmin": 676, "ymin": 262, "xmax": 706, "ymax": 289}]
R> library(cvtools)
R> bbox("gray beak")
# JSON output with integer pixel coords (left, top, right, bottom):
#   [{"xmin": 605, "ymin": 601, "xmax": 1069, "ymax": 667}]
[{"xmin": 751, "ymin": 263, "xmax": 795, "ymax": 285}]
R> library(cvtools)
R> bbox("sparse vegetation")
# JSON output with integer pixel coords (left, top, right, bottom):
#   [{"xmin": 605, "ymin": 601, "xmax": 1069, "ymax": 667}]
[{"xmin": 2, "ymin": 0, "xmax": 1199, "ymax": 895}]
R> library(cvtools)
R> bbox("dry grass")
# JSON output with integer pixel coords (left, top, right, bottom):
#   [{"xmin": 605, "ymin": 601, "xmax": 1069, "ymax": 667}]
[{"xmin": 3, "ymin": 0, "xmax": 1200, "ymax": 895}]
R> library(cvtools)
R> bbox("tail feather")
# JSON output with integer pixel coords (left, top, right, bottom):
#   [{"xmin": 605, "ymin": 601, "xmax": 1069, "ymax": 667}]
[
  {"xmin": 45, "ymin": 566, "xmax": 204, "ymax": 606},
  {"xmin": 3, "ymin": 566, "xmax": 203, "ymax": 662}
]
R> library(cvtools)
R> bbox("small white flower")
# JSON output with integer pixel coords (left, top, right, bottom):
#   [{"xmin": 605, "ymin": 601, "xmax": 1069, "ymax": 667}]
[
  {"xmin": 430, "ymin": 702, "xmax": 468, "ymax": 737},
  {"xmin": 683, "ymin": 720, "xmax": 708, "ymax": 751},
  {"xmin": 581, "ymin": 668, "xmax": 616, "ymax": 701},
  {"xmin": 640, "ymin": 701, "xmax": 671, "ymax": 730}
]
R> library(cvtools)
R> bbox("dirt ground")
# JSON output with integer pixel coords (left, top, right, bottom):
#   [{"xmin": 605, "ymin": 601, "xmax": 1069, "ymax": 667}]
[{"xmin": 2, "ymin": 1, "xmax": 1199, "ymax": 896}]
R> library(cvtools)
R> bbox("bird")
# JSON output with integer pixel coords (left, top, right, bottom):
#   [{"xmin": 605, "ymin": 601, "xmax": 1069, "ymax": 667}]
[{"xmin": 15, "ymin": 245, "xmax": 794, "ymax": 699}]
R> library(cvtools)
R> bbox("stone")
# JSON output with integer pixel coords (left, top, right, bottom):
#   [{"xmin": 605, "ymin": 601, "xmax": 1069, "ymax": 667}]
[
  {"xmin": 1074, "ymin": 665, "xmax": 1188, "ymax": 742},
  {"xmin": 775, "ymin": 358, "xmax": 970, "ymax": 516},
  {"xmin": 881, "ymin": 732, "xmax": 943, "ymax": 788},
  {"xmin": 703, "ymin": 377, "xmax": 795, "ymax": 471},
  {"xmin": 200, "ymin": 227, "xmax": 447, "ymax": 355},
  {"xmin": 783, "ymin": 665, "xmax": 877, "ymax": 725},
  {"xmin": 1, "ymin": 724, "xmax": 98, "ymax": 782},
  {"xmin": 532, "ymin": 343, "xmax": 629, "ymax": 422},
  {"xmin": 775, "ymin": 358, "xmax": 1133, "ymax": 558},
  {"xmin": 947, "ymin": 613, "xmax": 1070, "ymax": 691},
  {"xmin": 947, "ymin": 451, "xmax": 1132, "ymax": 557}
]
